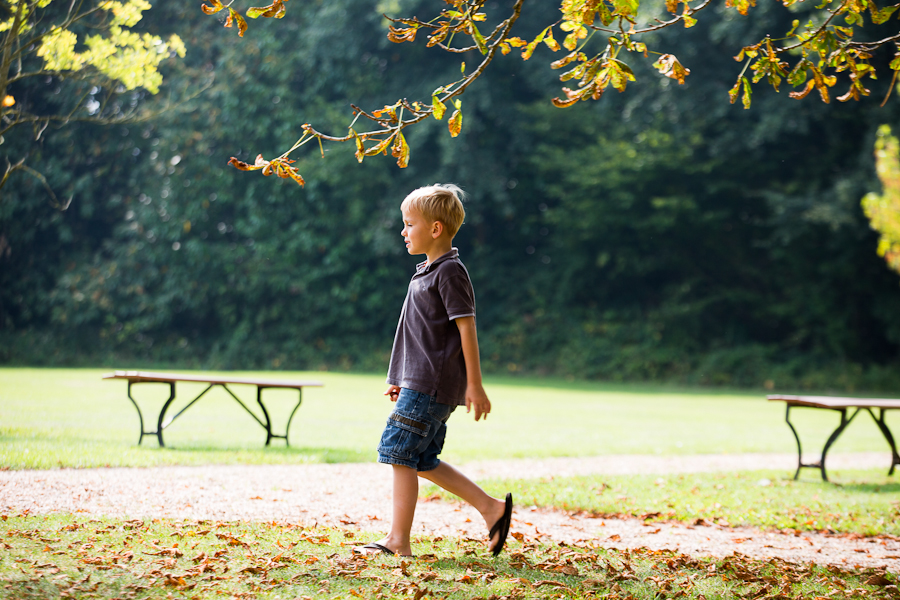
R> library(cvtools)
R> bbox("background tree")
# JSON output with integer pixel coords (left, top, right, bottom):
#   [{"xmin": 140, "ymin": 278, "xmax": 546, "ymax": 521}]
[
  {"xmin": 1, "ymin": 0, "xmax": 185, "ymax": 197},
  {"xmin": 0, "ymin": 0, "xmax": 187, "ymax": 337},
  {"xmin": 3, "ymin": 0, "xmax": 899, "ymax": 392}
]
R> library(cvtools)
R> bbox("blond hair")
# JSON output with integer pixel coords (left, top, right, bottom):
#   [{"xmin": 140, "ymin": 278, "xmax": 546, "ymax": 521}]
[{"xmin": 401, "ymin": 184, "xmax": 466, "ymax": 238}]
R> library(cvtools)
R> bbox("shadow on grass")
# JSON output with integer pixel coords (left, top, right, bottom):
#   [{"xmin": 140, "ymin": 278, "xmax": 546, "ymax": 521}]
[{"xmin": 836, "ymin": 481, "xmax": 900, "ymax": 494}]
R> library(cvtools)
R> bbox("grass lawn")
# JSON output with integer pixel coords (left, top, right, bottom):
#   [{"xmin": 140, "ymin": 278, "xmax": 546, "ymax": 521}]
[
  {"xmin": 440, "ymin": 468, "xmax": 900, "ymax": 536},
  {"xmin": 1, "ymin": 513, "xmax": 896, "ymax": 600},
  {"xmin": 1, "ymin": 368, "xmax": 896, "ymax": 469}
]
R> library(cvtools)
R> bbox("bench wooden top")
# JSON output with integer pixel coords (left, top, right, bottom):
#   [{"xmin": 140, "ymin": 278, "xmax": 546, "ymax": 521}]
[
  {"xmin": 103, "ymin": 370, "xmax": 323, "ymax": 389},
  {"xmin": 768, "ymin": 394, "xmax": 900, "ymax": 410}
]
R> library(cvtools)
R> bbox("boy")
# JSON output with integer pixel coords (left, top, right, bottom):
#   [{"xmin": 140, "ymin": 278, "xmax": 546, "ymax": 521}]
[{"xmin": 354, "ymin": 184, "xmax": 513, "ymax": 558}]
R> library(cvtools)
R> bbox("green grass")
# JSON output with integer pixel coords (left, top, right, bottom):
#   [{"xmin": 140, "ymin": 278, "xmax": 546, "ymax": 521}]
[
  {"xmin": 434, "ymin": 468, "xmax": 900, "ymax": 537},
  {"xmin": 1, "ymin": 513, "xmax": 896, "ymax": 600},
  {"xmin": 3, "ymin": 369, "xmax": 899, "ymax": 598},
  {"xmin": 2, "ymin": 368, "xmax": 897, "ymax": 469}
]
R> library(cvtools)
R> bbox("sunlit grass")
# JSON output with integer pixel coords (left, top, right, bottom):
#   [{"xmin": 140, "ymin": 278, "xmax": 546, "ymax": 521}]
[
  {"xmin": 0, "ymin": 368, "xmax": 896, "ymax": 469},
  {"xmin": 435, "ymin": 468, "xmax": 900, "ymax": 536}
]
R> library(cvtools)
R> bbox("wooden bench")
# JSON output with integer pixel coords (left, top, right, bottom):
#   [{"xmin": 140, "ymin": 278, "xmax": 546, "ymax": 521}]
[
  {"xmin": 103, "ymin": 371, "xmax": 323, "ymax": 448},
  {"xmin": 767, "ymin": 394, "xmax": 900, "ymax": 482}
]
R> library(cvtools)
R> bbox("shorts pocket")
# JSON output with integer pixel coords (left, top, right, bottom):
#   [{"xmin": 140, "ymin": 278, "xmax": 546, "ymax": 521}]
[
  {"xmin": 389, "ymin": 411, "xmax": 430, "ymax": 435},
  {"xmin": 377, "ymin": 409, "xmax": 433, "ymax": 462}
]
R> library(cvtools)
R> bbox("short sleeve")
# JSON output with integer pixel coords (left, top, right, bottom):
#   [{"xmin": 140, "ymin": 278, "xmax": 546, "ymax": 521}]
[{"xmin": 438, "ymin": 267, "xmax": 476, "ymax": 321}]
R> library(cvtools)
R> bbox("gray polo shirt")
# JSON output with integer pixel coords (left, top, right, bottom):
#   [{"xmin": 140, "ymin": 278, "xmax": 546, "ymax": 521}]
[{"xmin": 386, "ymin": 248, "xmax": 476, "ymax": 406}]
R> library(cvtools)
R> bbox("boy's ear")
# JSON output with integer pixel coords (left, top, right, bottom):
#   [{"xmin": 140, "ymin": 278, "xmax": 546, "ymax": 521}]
[{"xmin": 431, "ymin": 220, "xmax": 444, "ymax": 239}]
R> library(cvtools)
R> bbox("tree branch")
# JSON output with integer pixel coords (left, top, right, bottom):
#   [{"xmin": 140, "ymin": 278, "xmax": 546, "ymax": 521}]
[
  {"xmin": 0, "ymin": 158, "xmax": 69, "ymax": 209},
  {"xmin": 0, "ymin": 77, "xmax": 214, "ymax": 139},
  {"xmin": 282, "ymin": 0, "xmax": 523, "ymax": 149},
  {"xmin": 778, "ymin": 0, "xmax": 850, "ymax": 53}
]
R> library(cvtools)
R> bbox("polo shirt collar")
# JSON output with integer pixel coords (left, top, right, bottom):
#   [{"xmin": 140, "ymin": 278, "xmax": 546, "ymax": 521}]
[{"xmin": 416, "ymin": 248, "xmax": 459, "ymax": 274}]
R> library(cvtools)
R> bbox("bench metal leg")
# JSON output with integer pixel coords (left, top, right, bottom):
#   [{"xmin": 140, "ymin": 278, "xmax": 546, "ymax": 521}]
[
  {"xmin": 127, "ymin": 381, "xmax": 175, "ymax": 447},
  {"xmin": 257, "ymin": 386, "xmax": 302, "ymax": 446},
  {"xmin": 283, "ymin": 388, "xmax": 303, "ymax": 446},
  {"xmin": 155, "ymin": 382, "xmax": 178, "ymax": 448},
  {"xmin": 786, "ymin": 405, "xmax": 860, "ymax": 482},
  {"xmin": 785, "ymin": 404, "xmax": 804, "ymax": 480},
  {"xmin": 818, "ymin": 408, "xmax": 860, "ymax": 482},
  {"xmin": 865, "ymin": 408, "xmax": 899, "ymax": 476},
  {"xmin": 126, "ymin": 381, "xmax": 146, "ymax": 446},
  {"xmin": 257, "ymin": 386, "xmax": 274, "ymax": 446}
]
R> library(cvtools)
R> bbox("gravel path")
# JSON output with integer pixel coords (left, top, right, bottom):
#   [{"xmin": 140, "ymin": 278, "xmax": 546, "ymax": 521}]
[{"xmin": 2, "ymin": 452, "xmax": 898, "ymax": 572}]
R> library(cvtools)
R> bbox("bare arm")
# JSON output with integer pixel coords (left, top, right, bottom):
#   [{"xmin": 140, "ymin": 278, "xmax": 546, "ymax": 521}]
[{"xmin": 455, "ymin": 315, "xmax": 491, "ymax": 421}]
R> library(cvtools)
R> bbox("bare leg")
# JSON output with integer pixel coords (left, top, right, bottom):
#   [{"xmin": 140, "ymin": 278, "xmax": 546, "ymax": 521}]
[
  {"xmin": 418, "ymin": 462, "xmax": 507, "ymax": 552},
  {"xmin": 361, "ymin": 465, "xmax": 418, "ymax": 556}
]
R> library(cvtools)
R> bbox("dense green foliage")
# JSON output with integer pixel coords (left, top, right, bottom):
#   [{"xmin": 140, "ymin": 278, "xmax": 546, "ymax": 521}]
[{"xmin": 2, "ymin": 0, "xmax": 900, "ymax": 390}]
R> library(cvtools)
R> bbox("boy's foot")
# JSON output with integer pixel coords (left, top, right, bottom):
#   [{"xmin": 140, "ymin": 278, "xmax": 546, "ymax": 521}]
[
  {"xmin": 488, "ymin": 493, "xmax": 513, "ymax": 556},
  {"xmin": 352, "ymin": 542, "xmax": 414, "ymax": 558}
]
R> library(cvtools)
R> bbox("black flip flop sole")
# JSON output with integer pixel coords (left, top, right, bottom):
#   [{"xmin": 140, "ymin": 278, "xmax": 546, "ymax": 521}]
[{"xmin": 489, "ymin": 492, "xmax": 513, "ymax": 556}]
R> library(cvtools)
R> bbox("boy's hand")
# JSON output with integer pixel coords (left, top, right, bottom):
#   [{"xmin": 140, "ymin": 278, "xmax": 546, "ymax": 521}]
[
  {"xmin": 384, "ymin": 385, "xmax": 401, "ymax": 402},
  {"xmin": 465, "ymin": 384, "xmax": 491, "ymax": 421},
  {"xmin": 456, "ymin": 317, "xmax": 490, "ymax": 421}
]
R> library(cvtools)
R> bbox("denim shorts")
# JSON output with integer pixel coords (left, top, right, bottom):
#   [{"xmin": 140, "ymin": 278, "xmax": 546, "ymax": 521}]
[{"xmin": 377, "ymin": 388, "xmax": 456, "ymax": 471}]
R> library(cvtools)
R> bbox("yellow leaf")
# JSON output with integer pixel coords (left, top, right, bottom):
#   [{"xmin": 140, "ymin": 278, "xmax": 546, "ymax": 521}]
[
  {"xmin": 37, "ymin": 12, "xmax": 186, "ymax": 95},
  {"xmin": 653, "ymin": 54, "xmax": 691, "ymax": 84},
  {"xmin": 391, "ymin": 131, "xmax": 410, "ymax": 168},
  {"xmin": 432, "ymin": 95, "xmax": 446, "ymax": 120},
  {"xmin": 351, "ymin": 129, "xmax": 364, "ymax": 163},
  {"xmin": 551, "ymin": 95, "xmax": 580, "ymax": 108},
  {"xmin": 448, "ymin": 109, "xmax": 462, "ymax": 137},
  {"xmin": 201, "ymin": 0, "xmax": 225, "ymax": 14},
  {"xmin": 364, "ymin": 136, "xmax": 393, "ymax": 157}
]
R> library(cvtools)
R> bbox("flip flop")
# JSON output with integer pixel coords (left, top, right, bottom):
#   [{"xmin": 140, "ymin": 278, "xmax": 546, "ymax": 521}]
[
  {"xmin": 352, "ymin": 542, "xmax": 414, "ymax": 558},
  {"xmin": 488, "ymin": 493, "xmax": 513, "ymax": 556}
]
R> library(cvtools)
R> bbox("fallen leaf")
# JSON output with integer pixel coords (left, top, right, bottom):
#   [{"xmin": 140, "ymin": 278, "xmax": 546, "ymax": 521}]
[{"xmin": 866, "ymin": 574, "xmax": 893, "ymax": 586}]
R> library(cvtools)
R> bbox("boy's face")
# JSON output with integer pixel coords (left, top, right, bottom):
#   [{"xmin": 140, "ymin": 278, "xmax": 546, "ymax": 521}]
[{"xmin": 401, "ymin": 207, "xmax": 439, "ymax": 256}]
